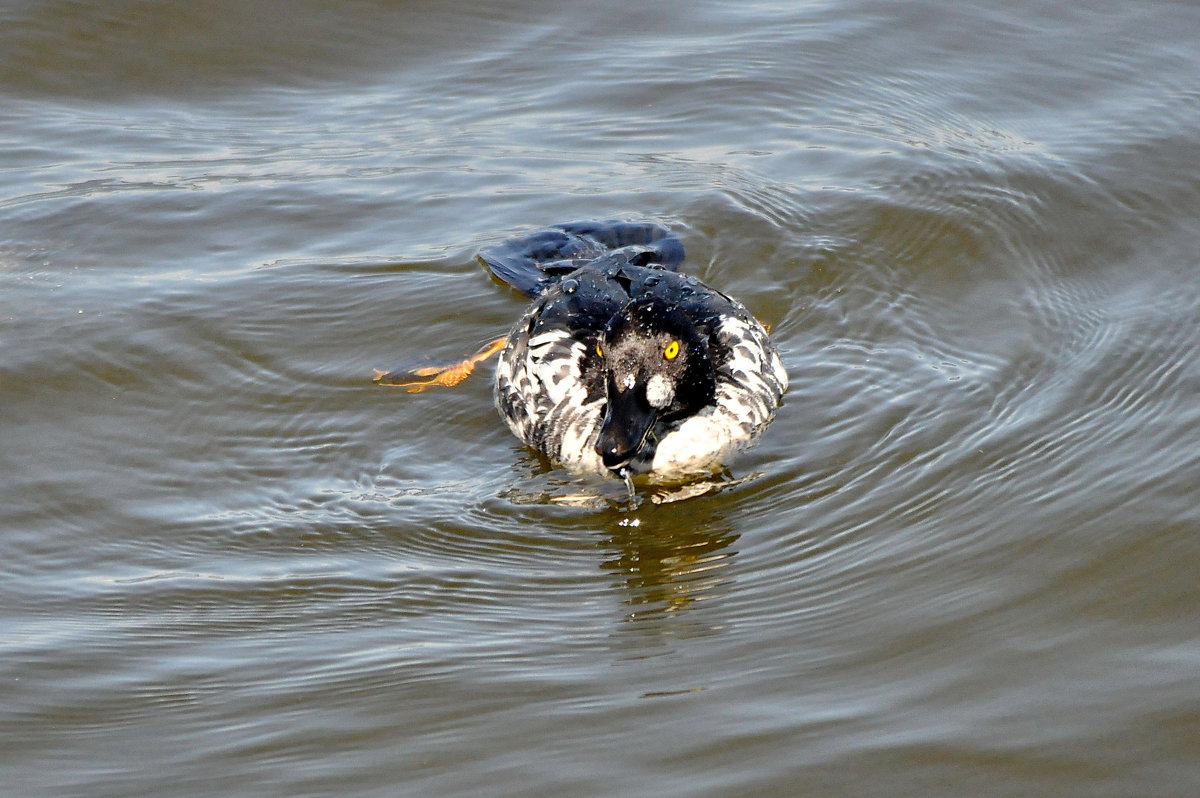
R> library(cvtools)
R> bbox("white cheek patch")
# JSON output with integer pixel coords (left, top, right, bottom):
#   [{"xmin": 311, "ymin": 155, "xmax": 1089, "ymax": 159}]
[
  {"xmin": 621, "ymin": 373, "xmax": 636, "ymax": 391},
  {"xmin": 645, "ymin": 374, "xmax": 675, "ymax": 408}
]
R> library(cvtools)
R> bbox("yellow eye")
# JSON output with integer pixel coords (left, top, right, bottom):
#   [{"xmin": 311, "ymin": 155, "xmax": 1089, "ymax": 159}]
[
  {"xmin": 596, "ymin": 343, "xmax": 603, "ymax": 357},
  {"xmin": 663, "ymin": 340, "xmax": 680, "ymax": 360}
]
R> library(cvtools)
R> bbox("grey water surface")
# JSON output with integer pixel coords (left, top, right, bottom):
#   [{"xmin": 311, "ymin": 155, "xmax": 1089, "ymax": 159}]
[{"xmin": 2, "ymin": 1, "xmax": 1199, "ymax": 796}]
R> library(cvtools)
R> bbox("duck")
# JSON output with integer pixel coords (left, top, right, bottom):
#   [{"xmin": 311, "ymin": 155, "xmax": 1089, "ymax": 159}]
[{"xmin": 376, "ymin": 220, "xmax": 787, "ymax": 482}]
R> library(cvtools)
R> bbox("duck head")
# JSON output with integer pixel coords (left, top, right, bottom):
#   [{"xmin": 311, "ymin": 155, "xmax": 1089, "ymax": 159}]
[{"xmin": 594, "ymin": 296, "xmax": 716, "ymax": 473}]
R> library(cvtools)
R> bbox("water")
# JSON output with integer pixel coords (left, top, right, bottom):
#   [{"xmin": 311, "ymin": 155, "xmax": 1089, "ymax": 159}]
[{"xmin": 3, "ymin": 1, "xmax": 1199, "ymax": 795}]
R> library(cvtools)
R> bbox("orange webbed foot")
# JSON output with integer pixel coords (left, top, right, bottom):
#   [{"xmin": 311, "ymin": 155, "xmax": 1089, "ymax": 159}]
[{"xmin": 373, "ymin": 336, "xmax": 506, "ymax": 393}]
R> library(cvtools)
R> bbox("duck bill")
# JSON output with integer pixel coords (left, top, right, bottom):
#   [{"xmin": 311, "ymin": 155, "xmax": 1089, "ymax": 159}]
[{"xmin": 596, "ymin": 382, "xmax": 657, "ymax": 472}]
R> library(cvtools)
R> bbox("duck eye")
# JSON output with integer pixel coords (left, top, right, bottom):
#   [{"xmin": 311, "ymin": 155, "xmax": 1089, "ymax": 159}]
[
  {"xmin": 596, "ymin": 343, "xmax": 603, "ymax": 358},
  {"xmin": 663, "ymin": 340, "xmax": 680, "ymax": 360}
]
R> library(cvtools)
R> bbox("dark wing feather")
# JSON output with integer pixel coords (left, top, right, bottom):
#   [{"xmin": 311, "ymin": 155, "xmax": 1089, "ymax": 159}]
[{"xmin": 477, "ymin": 220, "xmax": 684, "ymax": 298}]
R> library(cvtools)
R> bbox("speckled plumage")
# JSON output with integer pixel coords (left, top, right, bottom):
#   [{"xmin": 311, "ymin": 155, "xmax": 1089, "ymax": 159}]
[{"xmin": 482, "ymin": 221, "xmax": 787, "ymax": 478}]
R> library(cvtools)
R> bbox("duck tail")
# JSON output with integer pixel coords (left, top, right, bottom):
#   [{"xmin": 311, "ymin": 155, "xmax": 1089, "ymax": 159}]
[{"xmin": 478, "ymin": 220, "xmax": 684, "ymax": 298}]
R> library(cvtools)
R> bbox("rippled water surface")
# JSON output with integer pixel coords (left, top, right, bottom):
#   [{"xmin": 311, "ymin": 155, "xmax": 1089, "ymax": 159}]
[{"xmin": 3, "ymin": 1, "xmax": 1199, "ymax": 795}]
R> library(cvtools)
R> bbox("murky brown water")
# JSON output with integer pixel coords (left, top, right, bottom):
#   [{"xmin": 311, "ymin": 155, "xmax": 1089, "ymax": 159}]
[{"xmin": 3, "ymin": 1, "xmax": 1199, "ymax": 796}]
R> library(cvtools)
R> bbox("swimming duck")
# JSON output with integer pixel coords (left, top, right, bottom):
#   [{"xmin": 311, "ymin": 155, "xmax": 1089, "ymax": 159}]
[{"xmin": 378, "ymin": 221, "xmax": 787, "ymax": 481}]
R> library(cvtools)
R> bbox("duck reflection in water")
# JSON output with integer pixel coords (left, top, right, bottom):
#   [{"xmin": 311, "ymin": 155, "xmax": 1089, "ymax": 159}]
[{"xmin": 602, "ymin": 505, "xmax": 739, "ymax": 635}]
